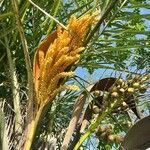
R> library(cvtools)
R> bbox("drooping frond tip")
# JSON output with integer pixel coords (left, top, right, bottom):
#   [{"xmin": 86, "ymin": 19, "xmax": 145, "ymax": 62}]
[{"xmin": 33, "ymin": 12, "xmax": 99, "ymax": 108}]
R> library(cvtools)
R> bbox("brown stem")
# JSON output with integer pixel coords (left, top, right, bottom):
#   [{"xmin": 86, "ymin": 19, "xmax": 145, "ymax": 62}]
[{"xmin": 61, "ymin": 93, "xmax": 86, "ymax": 150}]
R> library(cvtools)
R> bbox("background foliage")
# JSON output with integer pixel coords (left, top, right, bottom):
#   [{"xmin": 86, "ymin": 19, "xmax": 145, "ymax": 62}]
[{"xmin": 0, "ymin": 0, "xmax": 150, "ymax": 149}]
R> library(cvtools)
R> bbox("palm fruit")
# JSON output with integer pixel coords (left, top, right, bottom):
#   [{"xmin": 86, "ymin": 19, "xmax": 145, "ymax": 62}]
[
  {"xmin": 133, "ymin": 82, "xmax": 140, "ymax": 89},
  {"xmin": 111, "ymin": 92, "xmax": 119, "ymax": 98},
  {"xmin": 127, "ymin": 87, "xmax": 135, "ymax": 93},
  {"xmin": 93, "ymin": 105, "xmax": 101, "ymax": 114}
]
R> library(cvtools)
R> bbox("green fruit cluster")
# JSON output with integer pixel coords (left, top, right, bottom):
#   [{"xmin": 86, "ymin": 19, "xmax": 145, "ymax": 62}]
[
  {"xmin": 91, "ymin": 73, "xmax": 149, "ymax": 114},
  {"xmin": 96, "ymin": 125, "xmax": 124, "ymax": 143}
]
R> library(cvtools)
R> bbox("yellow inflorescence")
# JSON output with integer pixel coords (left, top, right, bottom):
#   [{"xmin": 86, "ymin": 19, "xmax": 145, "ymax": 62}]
[{"xmin": 37, "ymin": 13, "xmax": 97, "ymax": 107}]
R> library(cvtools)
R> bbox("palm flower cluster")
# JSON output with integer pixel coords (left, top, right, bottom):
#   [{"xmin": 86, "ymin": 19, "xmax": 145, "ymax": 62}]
[
  {"xmin": 23, "ymin": 13, "xmax": 98, "ymax": 150},
  {"xmin": 34, "ymin": 14, "xmax": 97, "ymax": 109}
]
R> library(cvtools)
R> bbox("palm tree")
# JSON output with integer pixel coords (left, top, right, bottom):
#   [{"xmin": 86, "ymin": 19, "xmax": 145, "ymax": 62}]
[{"xmin": 0, "ymin": 0, "xmax": 150, "ymax": 149}]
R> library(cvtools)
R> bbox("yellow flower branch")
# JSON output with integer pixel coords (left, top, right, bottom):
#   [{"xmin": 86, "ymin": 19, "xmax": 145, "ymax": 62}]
[{"xmin": 23, "ymin": 12, "xmax": 98, "ymax": 150}]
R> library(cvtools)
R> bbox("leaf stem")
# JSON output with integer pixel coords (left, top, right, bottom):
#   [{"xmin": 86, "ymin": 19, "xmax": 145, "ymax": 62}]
[
  {"xmin": 28, "ymin": 0, "xmax": 67, "ymax": 30},
  {"xmin": 23, "ymin": 106, "xmax": 44, "ymax": 150},
  {"xmin": 3, "ymin": 28, "xmax": 22, "ymax": 133},
  {"xmin": 47, "ymin": 0, "xmax": 61, "ymax": 34},
  {"xmin": 11, "ymin": 0, "xmax": 34, "ymax": 122}
]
